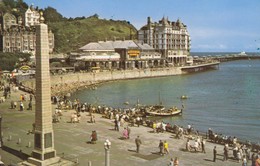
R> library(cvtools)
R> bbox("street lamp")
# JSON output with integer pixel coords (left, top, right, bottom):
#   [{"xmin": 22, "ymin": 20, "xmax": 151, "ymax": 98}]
[
  {"xmin": 104, "ymin": 139, "xmax": 111, "ymax": 166},
  {"xmin": 0, "ymin": 115, "xmax": 3, "ymax": 148}
]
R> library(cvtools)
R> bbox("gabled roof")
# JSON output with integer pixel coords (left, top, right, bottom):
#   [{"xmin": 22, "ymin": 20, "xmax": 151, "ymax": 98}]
[
  {"xmin": 136, "ymin": 43, "xmax": 154, "ymax": 50},
  {"xmin": 79, "ymin": 42, "xmax": 105, "ymax": 51},
  {"xmin": 80, "ymin": 40, "xmax": 143, "ymax": 51}
]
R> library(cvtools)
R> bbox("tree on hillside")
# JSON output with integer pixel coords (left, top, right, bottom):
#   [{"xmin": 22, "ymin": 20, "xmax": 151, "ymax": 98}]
[
  {"xmin": 87, "ymin": 13, "xmax": 99, "ymax": 19},
  {"xmin": 16, "ymin": 0, "xmax": 28, "ymax": 9},
  {"xmin": 0, "ymin": 52, "xmax": 31, "ymax": 71},
  {"xmin": 43, "ymin": 7, "xmax": 64, "ymax": 23},
  {"xmin": 2, "ymin": 0, "xmax": 16, "ymax": 8},
  {"xmin": 0, "ymin": 2, "xmax": 7, "ymax": 13},
  {"xmin": 1, "ymin": 0, "xmax": 28, "ymax": 16}
]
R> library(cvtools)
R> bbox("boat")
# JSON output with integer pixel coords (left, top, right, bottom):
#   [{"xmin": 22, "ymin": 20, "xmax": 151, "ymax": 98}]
[
  {"xmin": 180, "ymin": 95, "xmax": 188, "ymax": 100},
  {"xmin": 145, "ymin": 92, "xmax": 182, "ymax": 116},
  {"xmin": 237, "ymin": 51, "xmax": 247, "ymax": 56},
  {"xmin": 124, "ymin": 101, "xmax": 129, "ymax": 105},
  {"xmin": 146, "ymin": 106, "xmax": 182, "ymax": 116}
]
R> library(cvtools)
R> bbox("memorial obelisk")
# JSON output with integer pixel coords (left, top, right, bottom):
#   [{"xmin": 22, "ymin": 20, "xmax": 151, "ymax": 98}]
[{"xmin": 27, "ymin": 12, "xmax": 60, "ymax": 166}]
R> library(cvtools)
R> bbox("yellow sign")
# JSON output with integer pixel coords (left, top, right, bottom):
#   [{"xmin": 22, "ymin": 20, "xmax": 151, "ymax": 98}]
[
  {"xmin": 20, "ymin": 65, "xmax": 30, "ymax": 71},
  {"xmin": 128, "ymin": 50, "xmax": 140, "ymax": 56}
]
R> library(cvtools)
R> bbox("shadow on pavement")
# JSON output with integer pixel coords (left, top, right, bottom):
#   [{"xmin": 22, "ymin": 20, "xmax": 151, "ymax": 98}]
[{"xmin": 2, "ymin": 145, "xmax": 30, "ymax": 160}]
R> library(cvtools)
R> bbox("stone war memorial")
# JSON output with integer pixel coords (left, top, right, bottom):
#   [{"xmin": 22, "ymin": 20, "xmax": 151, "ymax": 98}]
[{"xmin": 18, "ymin": 12, "xmax": 74, "ymax": 166}]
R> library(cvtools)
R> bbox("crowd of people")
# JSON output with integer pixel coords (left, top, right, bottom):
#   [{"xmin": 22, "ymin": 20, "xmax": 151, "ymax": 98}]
[
  {"xmin": 2, "ymin": 73, "xmax": 260, "ymax": 166},
  {"xmin": 48, "ymin": 94, "xmax": 260, "ymax": 166}
]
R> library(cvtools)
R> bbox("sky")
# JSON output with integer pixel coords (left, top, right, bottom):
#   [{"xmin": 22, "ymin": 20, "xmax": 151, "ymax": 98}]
[{"xmin": 23, "ymin": 0, "xmax": 260, "ymax": 52}]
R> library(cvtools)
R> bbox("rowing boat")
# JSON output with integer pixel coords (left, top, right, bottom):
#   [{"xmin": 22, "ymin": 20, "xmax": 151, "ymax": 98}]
[{"xmin": 146, "ymin": 107, "xmax": 182, "ymax": 116}]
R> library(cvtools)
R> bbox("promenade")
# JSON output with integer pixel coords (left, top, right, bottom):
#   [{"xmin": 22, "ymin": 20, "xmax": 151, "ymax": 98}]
[
  {"xmin": 20, "ymin": 64, "xmax": 218, "ymax": 96},
  {"xmin": 0, "ymin": 89, "xmax": 247, "ymax": 166}
]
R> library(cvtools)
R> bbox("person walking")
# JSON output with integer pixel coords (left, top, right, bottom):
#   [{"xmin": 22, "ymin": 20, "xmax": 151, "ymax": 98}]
[
  {"xmin": 201, "ymin": 139, "xmax": 206, "ymax": 153},
  {"xmin": 251, "ymin": 153, "xmax": 256, "ymax": 166},
  {"xmin": 255, "ymin": 155, "xmax": 260, "ymax": 166},
  {"xmin": 168, "ymin": 158, "xmax": 174, "ymax": 166},
  {"xmin": 90, "ymin": 130, "xmax": 97, "ymax": 144},
  {"xmin": 186, "ymin": 139, "xmax": 190, "ymax": 151},
  {"xmin": 242, "ymin": 156, "xmax": 247, "ymax": 166},
  {"xmin": 27, "ymin": 101, "xmax": 32, "ymax": 110},
  {"xmin": 122, "ymin": 127, "xmax": 128, "ymax": 139},
  {"xmin": 213, "ymin": 146, "xmax": 217, "ymax": 162},
  {"xmin": 10, "ymin": 100, "xmax": 14, "ymax": 109},
  {"xmin": 127, "ymin": 126, "xmax": 131, "ymax": 139},
  {"xmin": 223, "ymin": 144, "xmax": 229, "ymax": 161},
  {"xmin": 153, "ymin": 122, "xmax": 157, "ymax": 133},
  {"xmin": 238, "ymin": 149, "xmax": 242, "ymax": 163},
  {"xmin": 136, "ymin": 116, "xmax": 140, "ymax": 127},
  {"xmin": 158, "ymin": 140, "xmax": 164, "ymax": 155},
  {"xmin": 164, "ymin": 140, "xmax": 169, "ymax": 155},
  {"xmin": 114, "ymin": 119, "xmax": 119, "ymax": 131},
  {"xmin": 20, "ymin": 101, "xmax": 24, "ymax": 111},
  {"xmin": 174, "ymin": 157, "xmax": 179, "ymax": 166},
  {"xmin": 90, "ymin": 114, "xmax": 95, "ymax": 123},
  {"xmin": 29, "ymin": 93, "xmax": 33, "ymax": 102},
  {"xmin": 135, "ymin": 136, "xmax": 142, "ymax": 153}
]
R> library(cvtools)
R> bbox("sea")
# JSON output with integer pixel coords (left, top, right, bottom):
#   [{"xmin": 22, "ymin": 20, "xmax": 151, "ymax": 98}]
[{"xmin": 70, "ymin": 52, "xmax": 260, "ymax": 143}]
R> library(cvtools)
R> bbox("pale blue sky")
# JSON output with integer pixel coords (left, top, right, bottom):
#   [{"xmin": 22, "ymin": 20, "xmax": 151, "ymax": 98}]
[{"xmin": 24, "ymin": 0, "xmax": 260, "ymax": 52}]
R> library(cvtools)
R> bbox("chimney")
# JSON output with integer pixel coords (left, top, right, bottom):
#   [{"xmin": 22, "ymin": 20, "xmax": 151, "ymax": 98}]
[{"xmin": 147, "ymin": 17, "xmax": 151, "ymax": 24}]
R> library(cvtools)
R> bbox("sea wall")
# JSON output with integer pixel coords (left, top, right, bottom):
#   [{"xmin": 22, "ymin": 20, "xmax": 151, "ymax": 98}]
[{"xmin": 21, "ymin": 67, "xmax": 182, "ymax": 94}]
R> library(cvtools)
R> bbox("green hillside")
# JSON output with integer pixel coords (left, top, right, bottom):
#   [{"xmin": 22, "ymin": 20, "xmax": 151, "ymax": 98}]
[
  {"xmin": 0, "ymin": 0, "xmax": 138, "ymax": 54},
  {"xmin": 48, "ymin": 15, "xmax": 137, "ymax": 53}
]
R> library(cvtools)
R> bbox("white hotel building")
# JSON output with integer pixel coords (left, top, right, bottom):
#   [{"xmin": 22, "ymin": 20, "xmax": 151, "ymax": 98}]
[{"xmin": 138, "ymin": 17, "xmax": 191, "ymax": 66}]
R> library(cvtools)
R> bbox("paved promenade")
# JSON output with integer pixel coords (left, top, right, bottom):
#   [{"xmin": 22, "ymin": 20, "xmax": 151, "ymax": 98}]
[{"xmin": 0, "ymin": 90, "xmax": 247, "ymax": 166}]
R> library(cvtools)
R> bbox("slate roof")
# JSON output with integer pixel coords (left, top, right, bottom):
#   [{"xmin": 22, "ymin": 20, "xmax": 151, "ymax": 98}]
[{"xmin": 79, "ymin": 40, "xmax": 154, "ymax": 51}]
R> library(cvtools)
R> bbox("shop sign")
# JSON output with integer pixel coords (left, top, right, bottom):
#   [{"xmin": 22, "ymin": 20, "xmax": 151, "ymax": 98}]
[{"xmin": 128, "ymin": 50, "xmax": 140, "ymax": 56}]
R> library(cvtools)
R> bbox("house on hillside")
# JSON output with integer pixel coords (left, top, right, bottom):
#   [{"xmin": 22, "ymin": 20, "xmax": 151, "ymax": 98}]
[
  {"xmin": 0, "ymin": 9, "xmax": 54, "ymax": 55},
  {"xmin": 24, "ymin": 5, "xmax": 40, "ymax": 27}
]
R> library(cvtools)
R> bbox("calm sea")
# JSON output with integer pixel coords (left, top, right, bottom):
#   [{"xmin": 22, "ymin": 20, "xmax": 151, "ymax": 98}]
[{"xmin": 71, "ymin": 54, "xmax": 260, "ymax": 143}]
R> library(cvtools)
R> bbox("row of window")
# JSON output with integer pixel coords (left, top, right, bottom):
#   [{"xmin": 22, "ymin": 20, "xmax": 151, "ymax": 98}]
[
  {"xmin": 151, "ymin": 42, "xmax": 188, "ymax": 45},
  {"xmin": 5, "ymin": 42, "xmax": 34, "ymax": 47},
  {"xmin": 144, "ymin": 34, "xmax": 187, "ymax": 38},
  {"xmin": 4, "ymin": 48, "xmax": 23, "ymax": 52},
  {"xmin": 153, "ymin": 45, "xmax": 186, "ymax": 49},
  {"xmin": 141, "ymin": 54, "xmax": 160, "ymax": 57}
]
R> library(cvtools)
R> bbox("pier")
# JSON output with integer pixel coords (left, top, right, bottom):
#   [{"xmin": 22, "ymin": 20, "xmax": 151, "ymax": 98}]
[
  {"xmin": 181, "ymin": 54, "xmax": 260, "ymax": 72},
  {"xmin": 181, "ymin": 61, "xmax": 220, "ymax": 73},
  {"xmin": 195, "ymin": 54, "xmax": 260, "ymax": 62}
]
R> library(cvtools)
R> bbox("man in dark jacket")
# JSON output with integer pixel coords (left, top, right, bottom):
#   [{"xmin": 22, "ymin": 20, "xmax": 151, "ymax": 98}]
[
  {"xmin": 135, "ymin": 136, "xmax": 142, "ymax": 153},
  {"xmin": 159, "ymin": 140, "xmax": 164, "ymax": 155},
  {"xmin": 213, "ymin": 146, "xmax": 217, "ymax": 162}
]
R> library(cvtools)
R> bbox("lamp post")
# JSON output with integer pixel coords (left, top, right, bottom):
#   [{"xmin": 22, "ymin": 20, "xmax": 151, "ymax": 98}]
[
  {"xmin": 0, "ymin": 115, "xmax": 3, "ymax": 147},
  {"xmin": 104, "ymin": 139, "xmax": 111, "ymax": 166}
]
